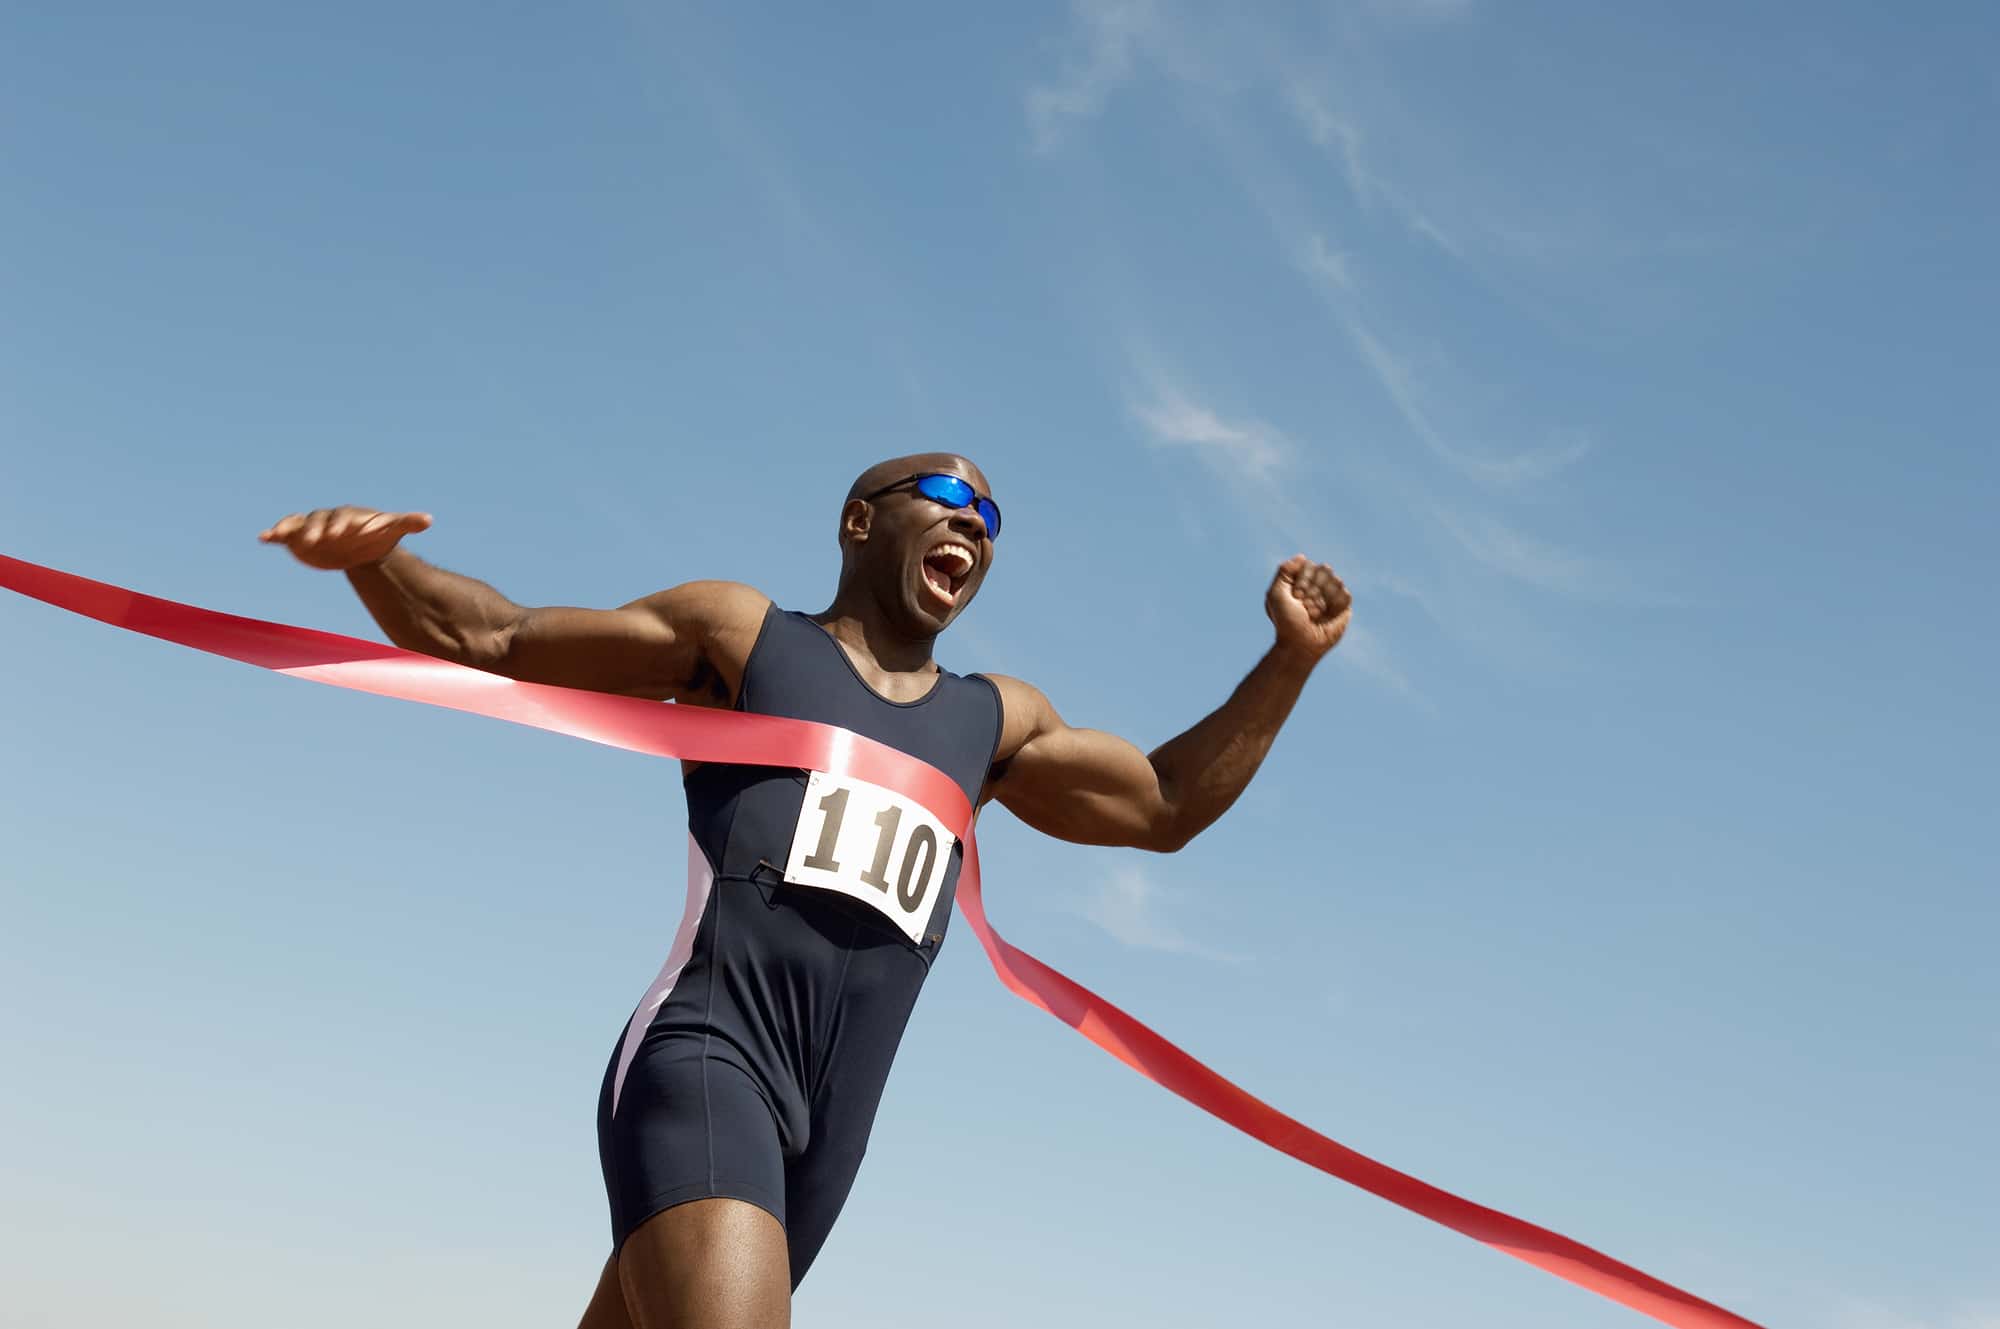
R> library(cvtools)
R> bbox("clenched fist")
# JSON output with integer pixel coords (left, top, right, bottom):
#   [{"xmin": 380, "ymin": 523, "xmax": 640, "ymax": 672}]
[
  {"xmin": 259, "ymin": 506, "xmax": 433, "ymax": 571},
  {"xmin": 1266, "ymin": 555, "xmax": 1351, "ymax": 659}
]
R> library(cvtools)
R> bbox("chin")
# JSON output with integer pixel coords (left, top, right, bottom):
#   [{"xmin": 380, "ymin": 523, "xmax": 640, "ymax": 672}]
[
  {"xmin": 895, "ymin": 562, "xmax": 978, "ymax": 637},
  {"xmin": 897, "ymin": 585, "xmax": 948, "ymax": 637}
]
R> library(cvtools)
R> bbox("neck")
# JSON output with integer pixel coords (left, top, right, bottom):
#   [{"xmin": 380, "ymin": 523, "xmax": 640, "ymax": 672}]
[{"xmin": 813, "ymin": 583, "xmax": 938, "ymax": 676}]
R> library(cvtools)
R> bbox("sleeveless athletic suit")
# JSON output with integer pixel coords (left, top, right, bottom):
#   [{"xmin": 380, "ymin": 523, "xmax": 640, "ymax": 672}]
[{"xmin": 596, "ymin": 606, "xmax": 1002, "ymax": 1287}]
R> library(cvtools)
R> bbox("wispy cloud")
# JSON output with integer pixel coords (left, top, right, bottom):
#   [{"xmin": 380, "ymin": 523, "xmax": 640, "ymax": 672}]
[
  {"xmin": 1284, "ymin": 84, "xmax": 1462, "ymax": 258},
  {"xmin": 1219, "ymin": 87, "xmax": 1585, "ymax": 494},
  {"xmin": 1331, "ymin": 623, "xmax": 1422, "ymax": 701},
  {"xmin": 1424, "ymin": 505, "xmax": 1677, "ymax": 606},
  {"xmin": 1130, "ymin": 381, "xmax": 1288, "ymax": 479},
  {"xmin": 1078, "ymin": 864, "xmax": 1241, "ymax": 960},
  {"xmin": 1126, "ymin": 367, "xmax": 1317, "ymax": 557},
  {"xmin": 1286, "ymin": 86, "xmax": 1373, "ymax": 204},
  {"xmin": 1300, "ymin": 231, "xmax": 1354, "ymax": 290},
  {"xmin": 1028, "ymin": 4, "xmax": 1674, "ymax": 667},
  {"xmin": 1128, "ymin": 367, "xmax": 1430, "ymax": 696},
  {"xmin": 1342, "ymin": 319, "xmax": 1592, "ymax": 486},
  {"xmin": 1026, "ymin": 0, "xmax": 1160, "ymax": 153}
]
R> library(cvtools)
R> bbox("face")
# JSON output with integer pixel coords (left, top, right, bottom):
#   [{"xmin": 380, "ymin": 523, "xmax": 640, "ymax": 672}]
[{"xmin": 848, "ymin": 457, "xmax": 998, "ymax": 636}]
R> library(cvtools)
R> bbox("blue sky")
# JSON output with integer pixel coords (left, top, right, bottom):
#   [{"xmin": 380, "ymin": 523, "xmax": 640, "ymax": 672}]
[{"xmin": 1, "ymin": 2, "xmax": 1993, "ymax": 1326}]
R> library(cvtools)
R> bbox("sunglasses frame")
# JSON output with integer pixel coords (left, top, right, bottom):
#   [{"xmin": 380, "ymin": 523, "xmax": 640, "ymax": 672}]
[{"xmin": 861, "ymin": 472, "xmax": 1002, "ymax": 541}]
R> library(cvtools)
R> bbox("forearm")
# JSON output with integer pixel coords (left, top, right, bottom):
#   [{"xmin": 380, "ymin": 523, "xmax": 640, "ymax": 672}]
[
  {"xmin": 344, "ymin": 548, "xmax": 522, "ymax": 667},
  {"xmin": 1145, "ymin": 643, "xmax": 1318, "ymax": 850}
]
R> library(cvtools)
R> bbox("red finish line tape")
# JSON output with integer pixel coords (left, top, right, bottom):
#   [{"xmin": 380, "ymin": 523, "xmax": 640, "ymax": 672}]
[{"xmin": 1, "ymin": 553, "xmax": 1763, "ymax": 1329}]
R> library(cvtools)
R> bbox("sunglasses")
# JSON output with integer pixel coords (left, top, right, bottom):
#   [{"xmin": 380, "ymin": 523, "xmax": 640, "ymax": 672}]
[{"xmin": 863, "ymin": 472, "xmax": 1002, "ymax": 541}]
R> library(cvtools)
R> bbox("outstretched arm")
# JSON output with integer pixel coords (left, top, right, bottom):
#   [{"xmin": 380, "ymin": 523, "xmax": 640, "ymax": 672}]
[
  {"xmin": 986, "ymin": 556, "xmax": 1350, "ymax": 852},
  {"xmin": 259, "ymin": 505, "xmax": 767, "ymax": 703}
]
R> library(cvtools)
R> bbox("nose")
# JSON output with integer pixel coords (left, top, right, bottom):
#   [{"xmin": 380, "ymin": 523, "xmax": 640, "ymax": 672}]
[{"xmin": 947, "ymin": 505, "xmax": 988, "ymax": 544}]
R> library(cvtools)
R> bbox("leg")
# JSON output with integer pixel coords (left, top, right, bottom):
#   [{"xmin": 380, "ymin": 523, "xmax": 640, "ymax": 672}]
[
  {"xmin": 618, "ymin": 1198, "xmax": 791, "ymax": 1329},
  {"xmin": 783, "ymin": 1020, "xmax": 898, "ymax": 1289},
  {"xmin": 576, "ymin": 1255, "xmax": 635, "ymax": 1329},
  {"xmin": 599, "ymin": 1039, "xmax": 800, "ymax": 1324},
  {"xmin": 781, "ymin": 1130, "xmax": 868, "ymax": 1290}
]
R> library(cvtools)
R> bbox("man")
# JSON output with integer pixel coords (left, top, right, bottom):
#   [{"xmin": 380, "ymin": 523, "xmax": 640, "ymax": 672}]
[{"xmin": 259, "ymin": 454, "xmax": 1351, "ymax": 1329}]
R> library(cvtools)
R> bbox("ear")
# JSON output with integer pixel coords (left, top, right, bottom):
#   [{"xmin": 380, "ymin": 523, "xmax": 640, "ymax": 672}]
[{"xmin": 838, "ymin": 498, "xmax": 872, "ymax": 548}]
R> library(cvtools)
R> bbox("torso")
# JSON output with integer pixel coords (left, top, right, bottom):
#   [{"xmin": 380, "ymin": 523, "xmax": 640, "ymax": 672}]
[
  {"xmin": 598, "ymin": 606, "xmax": 1005, "ymax": 1272},
  {"xmin": 682, "ymin": 605, "xmax": 1002, "ymax": 948}
]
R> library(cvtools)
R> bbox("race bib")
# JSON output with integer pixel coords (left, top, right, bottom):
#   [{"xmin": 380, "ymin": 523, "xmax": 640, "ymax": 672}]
[{"xmin": 782, "ymin": 769, "xmax": 957, "ymax": 944}]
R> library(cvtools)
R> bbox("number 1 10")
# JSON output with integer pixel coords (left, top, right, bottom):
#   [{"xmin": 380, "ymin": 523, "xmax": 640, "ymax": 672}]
[{"xmin": 800, "ymin": 786, "xmax": 940, "ymax": 913}]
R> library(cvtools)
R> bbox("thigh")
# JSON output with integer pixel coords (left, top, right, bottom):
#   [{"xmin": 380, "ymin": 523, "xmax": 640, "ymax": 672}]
[
  {"xmin": 782, "ymin": 1078, "xmax": 885, "ymax": 1289},
  {"xmin": 601, "ymin": 1041, "xmax": 792, "ymax": 1248},
  {"xmin": 576, "ymin": 1256, "xmax": 635, "ymax": 1329},
  {"xmin": 618, "ymin": 1198, "xmax": 790, "ymax": 1329},
  {"xmin": 781, "ymin": 1139, "xmax": 867, "ymax": 1291}
]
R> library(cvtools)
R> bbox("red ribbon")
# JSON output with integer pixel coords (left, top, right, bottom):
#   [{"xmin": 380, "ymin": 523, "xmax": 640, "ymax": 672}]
[{"xmin": 2, "ymin": 553, "xmax": 1763, "ymax": 1329}]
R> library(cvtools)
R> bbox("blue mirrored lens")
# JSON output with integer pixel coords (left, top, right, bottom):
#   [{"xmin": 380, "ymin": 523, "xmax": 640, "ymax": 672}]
[
  {"xmin": 913, "ymin": 474, "xmax": 974, "ymax": 506},
  {"xmin": 976, "ymin": 499, "xmax": 1002, "ymax": 540}
]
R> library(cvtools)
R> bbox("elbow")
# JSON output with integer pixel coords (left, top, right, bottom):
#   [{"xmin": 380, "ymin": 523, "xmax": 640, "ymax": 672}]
[
  {"xmin": 400, "ymin": 619, "xmax": 509, "ymax": 673},
  {"xmin": 458, "ymin": 625, "xmax": 513, "ymax": 673},
  {"xmin": 455, "ymin": 608, "xmax": 528, "ymax": 674},
  {"xmin": 1142, "ymin": 812, "xmax": 1196, "ymax": 854}
]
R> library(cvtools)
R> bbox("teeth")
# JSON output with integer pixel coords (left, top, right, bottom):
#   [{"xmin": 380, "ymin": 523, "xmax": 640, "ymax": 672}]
[{"xmin": 928, "ymin": 543, "xmax": 975, "ymax": 576}]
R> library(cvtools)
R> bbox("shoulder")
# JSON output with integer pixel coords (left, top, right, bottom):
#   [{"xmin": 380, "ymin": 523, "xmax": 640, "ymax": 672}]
[
  {"xmin": 625, "ymin": 580, "xmax": 771, "ymax": 705},
  {"xmin": 624, "ymin": 580, "xmax": 770, "ymax": 642},
  {"xmin": 976, "ymin": 673, "xmax": 1059, "ymax": 763}
]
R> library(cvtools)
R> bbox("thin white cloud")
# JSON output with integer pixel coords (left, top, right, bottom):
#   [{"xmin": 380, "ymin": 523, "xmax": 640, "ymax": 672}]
[
  {"xmin": 1331, "ymin": 623, "xmax": 1422, "ymax": 702},
  {"xmin": 1286, "ymin": 86, "xmax": 1374, "ymax": 205},
  {"xmin": 1284, "ymin": 83, "xmax": 1462, "ymax": 257},
  {"xmin": 1342, "ymin": 319, "xmax": 1592, "ymax": 486},
  {"xmin": 1301, "ymin": 232, "xmax": 1354, "ymax": 290},
  {"xmin": 1026, "ymin": 0, "xmax": 1161, "ymax": 153},
  {"xmin": 1130, "ymin": 382, "xmax": 1289, "ymax": 479},
  {"xmin": 1126, "ymin": 370, "xmax": 1315, "ymax": 556},
  {"xmin": 1128, "ymin": 367, "xmax": 1426, "ymax": 698},
  {"xmin": 1079, "ymin": 864, "xmax": 1240, "ymax": 961},
  {"xmin": 1431, "ymin": 506, "xmax": 1614, "ymax": 598}
]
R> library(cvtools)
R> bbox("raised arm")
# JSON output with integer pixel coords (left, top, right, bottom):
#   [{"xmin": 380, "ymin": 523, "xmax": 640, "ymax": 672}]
[
  {"xmin": 985, "ymin": 555, "xmax": 1350, "ymax": 852},
  {"xmin": 259, "ymin": 505, "xmax": 768, "ymax": 703}
]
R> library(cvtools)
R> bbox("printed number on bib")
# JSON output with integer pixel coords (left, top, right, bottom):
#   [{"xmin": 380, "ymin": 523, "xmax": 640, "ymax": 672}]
[{"xmin": 783, "ymin": 770, "xmax": 956, "ymax": 944}]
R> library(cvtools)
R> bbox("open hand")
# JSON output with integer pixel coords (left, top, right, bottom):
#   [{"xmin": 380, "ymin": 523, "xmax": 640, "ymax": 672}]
[
  {"xmin": 259, "ymin": 506, "xmax": 432, "ymax": 571},
  {"xmin": 1266, "ymin": 555, "xmax": 1351, "ymax": 659}
]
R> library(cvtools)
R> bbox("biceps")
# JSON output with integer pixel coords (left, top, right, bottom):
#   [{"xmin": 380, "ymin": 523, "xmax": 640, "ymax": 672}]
[
  {"xmin": 498, "ymin": 603, "xmax": 693, "ymax": 698},
  {"xmin": 994, "ymin": 725, "xmax": 1173, "ymax": 849}
]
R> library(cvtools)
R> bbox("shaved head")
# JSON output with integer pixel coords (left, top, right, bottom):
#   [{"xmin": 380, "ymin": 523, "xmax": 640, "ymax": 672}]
[{"xmin": 844, "ymin": 453, "xmax": 989, "ymax": 505}]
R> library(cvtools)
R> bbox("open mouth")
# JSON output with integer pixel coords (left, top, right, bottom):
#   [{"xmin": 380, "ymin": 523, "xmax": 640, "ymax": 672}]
[{"xmin": 919, "ymin": 541, "xmax": 976, "ymax": 609}]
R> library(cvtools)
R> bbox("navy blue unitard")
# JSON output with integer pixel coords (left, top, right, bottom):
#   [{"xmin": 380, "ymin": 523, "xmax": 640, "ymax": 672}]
[{"xmin": 596, "ymin": 607, "xmax": 1001, "ymax": 1287}]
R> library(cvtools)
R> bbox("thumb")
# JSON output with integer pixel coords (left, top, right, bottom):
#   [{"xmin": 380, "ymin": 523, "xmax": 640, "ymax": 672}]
[{"xmin": 394, "ymin": 512, "xmax": 435, "ymax": 534}]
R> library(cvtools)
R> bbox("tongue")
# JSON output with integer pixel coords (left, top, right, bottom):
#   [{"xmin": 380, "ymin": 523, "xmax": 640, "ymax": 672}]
[{"xmin": 922, "ymin": 561, "xmax": 955, "ymax": 602}]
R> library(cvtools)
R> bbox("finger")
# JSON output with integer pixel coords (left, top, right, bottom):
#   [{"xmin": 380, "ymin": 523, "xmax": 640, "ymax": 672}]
[
  {"xmin": 259, "ymin": 513, "xmax": 305, "ymax": 542},
  {"xmin": 353, "ymin": 510, "xmax": 399, "ymax": 539},
  {"xmin": 1268, "ymin": 554, "xmax": 1308, "ymax": 593},
  {"xmin": 393, "ymin": 511, "xmax": 434, "ymax": 534},
  {"xmin": 1322, "ymin": 571, "xmax": 1352, "ymax": 615},
  {"xmin": 324, "ymin": 506, "xmax": 365, "ymax": 543},
  {"xmin": 300, "ymin": 509, "xmax": 332, "ymax": 549}
]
